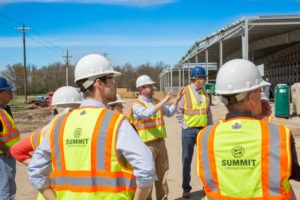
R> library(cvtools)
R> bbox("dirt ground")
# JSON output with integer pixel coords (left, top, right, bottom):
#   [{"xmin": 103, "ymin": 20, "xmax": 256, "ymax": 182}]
[{"xmin": 12, "ymin": 101, "xmax": 300, "ymax": 200}]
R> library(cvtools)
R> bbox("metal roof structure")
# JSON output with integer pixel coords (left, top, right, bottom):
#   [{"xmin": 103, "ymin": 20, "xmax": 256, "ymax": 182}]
[
  {"xmin": 178, "ymin": 15, "xmax": 300, "ymax": 71},
  {"xmin": 159, "ymin": 15, "xmax": 300, "ymax": 92}
]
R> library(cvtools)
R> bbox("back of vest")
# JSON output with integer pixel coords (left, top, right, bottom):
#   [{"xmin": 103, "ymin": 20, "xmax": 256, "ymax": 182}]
[
  {"xmin": 49, "ymin": 107, "xmax": 136, "ymax": 200},
  {"xmin": 197, "ymin": 118, "xmax": 292, "ymax": 199}
]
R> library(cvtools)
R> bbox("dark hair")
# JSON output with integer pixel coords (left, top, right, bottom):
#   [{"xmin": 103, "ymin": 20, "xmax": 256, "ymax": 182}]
[{"xmin": 77, "ymin": 76, "xmax": 112, "ymax": 98}]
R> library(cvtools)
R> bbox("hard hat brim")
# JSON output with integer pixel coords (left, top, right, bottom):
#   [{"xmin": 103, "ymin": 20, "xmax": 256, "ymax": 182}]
[
  {"xmin": 216, "ymin": 80, "xmax": 271, "ymax": 95},
  {"xmin": 191, "ymin": 75, "xmax": 208, "ymax": 79},
  {"xmin": 74, "ymin": 70, "xmax": 121, "ymax": 83},
  {"xmin": 136, "ymin": 81, "xmax": 156, "ymax": 88},
  {"xmin": 107, "ymin": 100, "xmax": 126, "ymax": 106},
  {"xmin": 52, "ymin": 102, "xmax": 81, "ymax": 108},
  {"xmin": 0, "ymin": 86, "xmax": 15, "ymax": 91}
]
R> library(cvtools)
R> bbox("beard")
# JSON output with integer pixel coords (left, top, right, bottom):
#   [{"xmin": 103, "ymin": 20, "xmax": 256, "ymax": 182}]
[{"xmin": 106, "ymin": 91, "xmax": 117, "ymax": 102}]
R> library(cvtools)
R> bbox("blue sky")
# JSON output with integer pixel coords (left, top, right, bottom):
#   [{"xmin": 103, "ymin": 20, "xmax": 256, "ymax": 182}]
[{"xmin": 0, "ymin": 0, "xmax": 299, "ymax": 70}]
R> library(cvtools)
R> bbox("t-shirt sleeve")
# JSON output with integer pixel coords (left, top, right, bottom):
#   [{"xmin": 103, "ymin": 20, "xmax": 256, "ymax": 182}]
[{"xmin": 10, "ymin": 135, "xmax": 34, "ymax": 162}]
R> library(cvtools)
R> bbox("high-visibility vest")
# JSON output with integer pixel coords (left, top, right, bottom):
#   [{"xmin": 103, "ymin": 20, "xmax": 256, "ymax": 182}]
[
  {"xmin": 30, "ymin": 112, "xmax": 64, "ymax": 150},
  {"xmin": 49, "ymin": 107, "xmax": 136, "ymax": 200},
  {"xmin": 183, "ymin": 85, "xmax": 208, "ymax": 128},
  {"xmin": 196, "ymin": 117, "xmax": 294, "ymax": 200},
  {"xmin": 0, "ymin": 108, "xmax": 20, "ymax": 154},
  {"xmin": 130, "ymin": 99, "xmax": 166, "ymax": 143}
]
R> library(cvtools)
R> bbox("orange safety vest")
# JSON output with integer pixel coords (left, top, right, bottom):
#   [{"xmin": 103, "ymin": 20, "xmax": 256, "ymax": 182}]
[
  {"xmin": 29, "ymin": 130, "xmax": 42, "ymax": 150},
  {"xmin": 30, "ymin": 112, "xmax": 64, "ymax": 150},
  {"xmin": 49, "ymin": 107, "xmax": 136, "ymax": 199},
  {"xmin": 0, "ymin": 108, "xmax": 20, "ymax": 153},
  {"xmin": 196, "ymin": 117, "xmax": 294, "ymax": 200}
]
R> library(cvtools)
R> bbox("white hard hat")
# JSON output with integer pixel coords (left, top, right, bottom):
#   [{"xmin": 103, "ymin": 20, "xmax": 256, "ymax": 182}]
[
  {"xmin": 52, "ymin": 86, "xmax": 83, "ymax": 108},
  {"xmin": 216, "ymin": 59, "xmax": 270, "ymax": 95},
  {"xmin": 74, "ymin": 54, "xmax": 121, "ymax": 89},
  {"xmin": 107, "ymin": 94, "xmax": 126, "ymax": 106},
  {"xmin": 136, "ymin": 75, "xmax": 156, "ymax": 88}
]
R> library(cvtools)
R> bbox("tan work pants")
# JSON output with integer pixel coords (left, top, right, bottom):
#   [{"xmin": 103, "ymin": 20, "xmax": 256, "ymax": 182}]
[{"xmin": 146, "ymin": 138, "xmax": 169, "ymax": 200}]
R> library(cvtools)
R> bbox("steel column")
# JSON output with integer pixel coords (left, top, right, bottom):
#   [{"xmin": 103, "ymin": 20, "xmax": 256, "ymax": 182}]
[
  {"xmin": 170, "ymin": 68, "xmax": 173, "ymax": 89},
  {"xmin": 219, "ymin": 40, "xmax": 223, "ymax": 68},
  {"xmin": 188, "ymin": 58, "xmax": 191, "ymax": 84},
  {"xmin": 242, "ymin": 18, "xmax": 249, "ymax": 60},
  {"xmin": 160, "ymin": 76, "xmax": 162, "ymax": 91},
  {"xmin": 179, "ymin": 66, "xmax": 181, "ymax": 88},
  {"xmin": 205, "ymin": 48, "xmax": 209, "ymax": 82}
]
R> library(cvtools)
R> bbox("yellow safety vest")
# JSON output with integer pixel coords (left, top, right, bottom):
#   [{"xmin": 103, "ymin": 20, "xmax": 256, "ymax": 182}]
[
  {"xmin": 183, "ymin": 85, "xmax": 208, "ymax": 128},
  {"xmin": 130, "ymin": 99, "xmax": 166, "ymax": 143},
  {"xmin": 196, "ymin": 117, "xmax": 294, "ymax": 199},
  {"xmin": 49, "ymin": 107, "xmax": 136, "ymax": 200},
  {"xmin": 0, "ymin": 108, "xmax": 20, "ymax": 154},
  {"xmin": 30, "ymin": 112, "xmax": 65, "ymax": 150}
]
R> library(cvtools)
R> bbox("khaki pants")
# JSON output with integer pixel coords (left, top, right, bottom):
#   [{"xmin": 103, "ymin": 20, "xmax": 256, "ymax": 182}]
[{"xmin": 146, "ymin": 138, "xmax": 169, "ymax": 200}]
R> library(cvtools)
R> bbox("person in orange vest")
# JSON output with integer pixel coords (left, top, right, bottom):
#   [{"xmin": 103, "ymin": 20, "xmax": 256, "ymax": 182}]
[
  {"xmin": 130, "ymin": 75, "xmax": 184, "ymax": 200},
  {"xmin": 0, "ymin": 76, "xmax": 21, "ymax": 200},
  {"xmin": 10, "ymin": 86, "xmax": 82, "ymax": 166},
  {"xmin": 196, "ymin": 59, "xmax": 300, "ymax": 199},
  {"xmin": 28, "ymin": 54, "xmax": 156, "ymax": 200},
  {"xmin": 175, "ymin": 66, "xmax": 213, "ymax": 199}
]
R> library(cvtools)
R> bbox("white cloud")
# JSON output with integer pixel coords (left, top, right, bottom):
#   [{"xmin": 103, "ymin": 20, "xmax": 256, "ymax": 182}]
[
  {"xmin": 0, "ymin": 34, "xmax": 192, "ymax": 48},
  {"xmin": 0, "ymin": 0, "xmax": 176, "ymax": 6}
]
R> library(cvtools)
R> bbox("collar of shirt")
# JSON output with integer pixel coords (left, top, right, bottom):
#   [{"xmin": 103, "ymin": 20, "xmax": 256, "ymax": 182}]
[
  {"xmin": 80, "ymin": 99, "xmax": 106, "ymax": 108},
  {"xmin": 138, "ymin": 95, "xmax": 153, "ymax": 103},
  {"xmin": 190, "ymin": 83, "xmax": 202, "ymax": 93},
  {"xmin": 189, "ymin": 84, "xmax": 204, "ymax": 102},
  {"xmin": 225, "ymin": 111, "xmax": 256, "ymax": 120}
]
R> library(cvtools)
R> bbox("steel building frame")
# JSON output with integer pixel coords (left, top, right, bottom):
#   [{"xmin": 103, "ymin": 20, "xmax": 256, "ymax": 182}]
[{"xmin": 159, "ymin": 15, "xmax": 300, "ymax": 91}]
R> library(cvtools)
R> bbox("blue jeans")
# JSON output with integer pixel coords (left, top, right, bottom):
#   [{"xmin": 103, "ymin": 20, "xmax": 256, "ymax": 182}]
[
  {"xmin": 181, "ymin": 128, "xmax": 201, "ymax": 192},
  {"xmin": 0, "ymin": 154, "xmax": 16, "ymax": 200}
]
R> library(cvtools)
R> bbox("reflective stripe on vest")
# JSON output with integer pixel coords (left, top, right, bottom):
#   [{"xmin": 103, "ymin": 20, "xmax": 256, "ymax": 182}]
[
  {"xmin": 49, "ymin": 107, "xmax": 136, "ymax": 197},
  {"xmin": 134, "ymin": 116, "xmax": 165, "ymax": 131},
  {"xmin": 131, "ymin": 99, "xmax": 166, "ymax": 142},
  {"xmin": 30, "ymin": 130, "xmax": 41, "ymax": 150},
  {"xmin": 197, "ymin": 118, "xmax": 292, "ymax": 199},
  {"xmin": 199, "ymin": 125, "xmax": 218, "ymax": 192},
  {"xmin": 51, "ymin": 176, "xmax": 136, "ymax": 188},
  {"xmin": 183, "ymin": 85, "xmax": 208, "ymax": 127},
  {"xmin": 31, "ymin": 112, "xmax": 64, "ymax": 150},
  {"xmin": 0, "ymin": 109, "xmax": 20, "ymax": 150}
]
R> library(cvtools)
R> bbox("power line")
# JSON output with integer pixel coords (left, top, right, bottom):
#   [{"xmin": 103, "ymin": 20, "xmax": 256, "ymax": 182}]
[
  {"xmin": 1, "ymin": 14, "xmax": 64, "ymax": 52},
  {"xmin": 0, "ymin": 14, "xmax": 23, "ymax": 26},
  {"xmin": 27, "ymin": 33, "xmax": 63, "ymax": 52},
  {"xmin": 30, "ymin": 30, "xmax": 64, "ymax": 51}
]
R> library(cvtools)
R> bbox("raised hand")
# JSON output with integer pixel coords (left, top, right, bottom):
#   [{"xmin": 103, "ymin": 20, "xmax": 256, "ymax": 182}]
[{"xmin": 163, "ymin": 91, "xmax": 174, "ymax": 103}]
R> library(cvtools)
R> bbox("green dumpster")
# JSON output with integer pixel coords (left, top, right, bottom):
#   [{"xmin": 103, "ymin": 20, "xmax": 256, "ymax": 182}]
[{"xmin": 275, "ymin": 84, "xmax": 290, "ymax": 118}]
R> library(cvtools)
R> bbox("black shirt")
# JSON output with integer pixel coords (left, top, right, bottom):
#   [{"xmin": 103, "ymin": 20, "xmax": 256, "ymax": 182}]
[
  {"xmin": 0, "ymin": 105, "xmax": 13, "ymax": 132},
  {"xmin": 225, "ymin": 111, "xmax": 300, "ymax": 181}
]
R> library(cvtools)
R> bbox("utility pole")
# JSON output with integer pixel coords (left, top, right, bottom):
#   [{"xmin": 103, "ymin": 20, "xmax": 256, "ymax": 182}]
[
  {"xmin": 103, "ymin": 52, "xmax": 110, "ymax": 59},
  {"xmin": 16, "ymin": 24, "xmax": 31, "ymax": 102},
  {"xmin": 63, "ymin": 50, "xmax": 72, "ymax": 86}
]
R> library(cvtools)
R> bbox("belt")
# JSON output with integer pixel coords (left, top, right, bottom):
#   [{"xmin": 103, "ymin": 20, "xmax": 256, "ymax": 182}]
[
  {"xmin": 188, "ymin": 126, "xmax": 204, "ymax": 129},
  {"xmin": 145, "ymin": 138, "xmax": 164, "ymax": 144}
]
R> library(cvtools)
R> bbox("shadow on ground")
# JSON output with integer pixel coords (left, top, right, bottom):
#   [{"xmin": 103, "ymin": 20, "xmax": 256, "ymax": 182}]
[{"xmin": 173, "ymin": 190, "xmax": 206, "ymax": 200}]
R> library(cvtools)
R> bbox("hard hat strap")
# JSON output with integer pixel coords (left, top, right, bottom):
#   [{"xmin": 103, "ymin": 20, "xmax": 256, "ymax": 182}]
[
  {"xmin": 222, "ymin": 92, "xmax": 249, "ymax": 106},
  {"xmin": 81, "ymin": 79, "xmax": 94, "ymax": 91}
]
